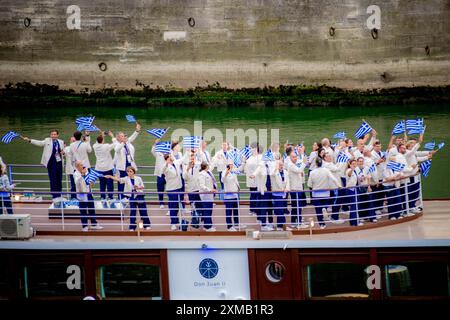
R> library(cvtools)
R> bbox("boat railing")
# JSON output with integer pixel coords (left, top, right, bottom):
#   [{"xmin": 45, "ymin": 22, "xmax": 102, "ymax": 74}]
[{"xmin": 2, "ymin": 168, "xmax": 424, "ymax": 232}]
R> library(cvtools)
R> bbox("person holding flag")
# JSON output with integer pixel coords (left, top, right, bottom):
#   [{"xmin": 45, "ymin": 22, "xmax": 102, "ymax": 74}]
[
  {"xmin": 22, "ymin": 130, "xmax": 65, "ymax": 199},
  {"xmin": 244, "ymin": 143, "xmax": 263, "ymax": 219},
  {"xmin": 73, "ymin": 161, "xmax": 103, "ymax": 231},
  {"xmin": 382, "ymin": 160, "xmax": 404, "ymax": 220},
  {"xmin": 104, "ymin": 166, "xmax": 151, "ymax": 231},
  {"xmin": 198, "ymin": 162, "xmax": 218, "ymax": 232},
  {"xmin": 286, "ymin": 146, "xmax": 308, "ymax": 229},
  {"xmin": 70, "ymin": 130, "xmax": 92, "ymax": 169},
  {"xmin": 114, "ymin": 122, "xmax": 141, "ymax": 199},
  {"xmin": 93, "ymin": 131, "xmax": 117, "ymax": 207},
  {"xmin": 370, "ymin": 141, "xmax": 387, "ymax": 216},
  {"xmin": 163, "ymin": 153, "xmax": 184, "ymax": 231},
  {"xmin": 64, "ymin": 137, "xmax": 77, "ymax": 200},
  {"xmin": 0, "ymin": 164, "xmax": 15, "ymax": 214},
  {"xmin": 211, "ymin": 142, "xmax": 231, "ymax": 190},
  {"xmin": 152, "ymin": 138, "xmax": 169, "ymax": 209},
  {"xmin": 183, "ymin": 150, "xmax": 202, "ymax": 229},
  {"xmin": 221, "ymin": 160, "xmax": 242, "ymax": 231}
]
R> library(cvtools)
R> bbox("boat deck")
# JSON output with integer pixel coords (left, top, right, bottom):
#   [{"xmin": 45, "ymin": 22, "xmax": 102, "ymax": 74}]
[{"xmin": 1, "ymin": 200, "xmax": 450, "ymax": 249}]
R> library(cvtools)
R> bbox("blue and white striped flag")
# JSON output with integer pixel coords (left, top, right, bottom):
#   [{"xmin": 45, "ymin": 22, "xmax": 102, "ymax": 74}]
[
  {"xmin": 333, "ymin": 131, "xmax": 346, "ymax": 139},
  {"xmin": 77, "ymin": 124, "xmax": 100, "ymax": 132},
  {"xmin": 331, "ymin": 143, "xmax": 337, "ymax": 149},
  {"xmin": 183, "ymin": 136, "xmax": 201, "ymax": 149},
  {"xmin": 438, "ymin": 142, "xmax": 445, "ymax": 150},
  {"xmin": 424, "ymin": 141, "xmax": 435, "ymax": 150},
  {"xmin": 226, "ymin": 149, "xmax": 242, "ymax": 167},
  {"xmin": 420, "ymin": 160, "xmax": 431, "ymax": 177},
  {"xmin": 75, "ymin": 116, "xmax": 95, "ymax": 127},
  {"xmin": 367, "ymin": 163, "xmax": 376, "ymax": 174},
  {"xmin": 262, "ymin": 150, "xmax": 275, "ymax": 162},
  {"xmin": 380, "ymin": 151, "xmax": 387, "ymax": 159},
  {"xmin": 146, "ymin": 128, "xmax": 168, "ymax": 139},
  {"xmin": 1, "ymin": 131, "xmax": 20, "ymax": 144},
  {"xmin": 336, "ymin": 152, "xmax": 350, "ymax": 163},
  {"xmin": 386, "ymin": 161, "xmax": 405, "ymax": 172},
  {"xmin": 125, "ymin": 115, "xmax": 136, "ymax": 123},
  {"xmin": 392, "ymin": 120, "xmax": 406, "ymax": 135},
  {"xmin": 354, "ymin": 121, "xmax": 373, "ymax": 139},
  {"xmin": 406, "ymin": 118, "xmax": 424, "ymax": 134},
  {"xmin": 84, "ymin": 168, "xmax": 103, "ymax": 184},
  {"xmin": 239, "ymin": 145, "xmax": 252, "ymax": 160},
  {"xmin": 154, "ymin": 141, "xmax": 172, "ymax": 154}
]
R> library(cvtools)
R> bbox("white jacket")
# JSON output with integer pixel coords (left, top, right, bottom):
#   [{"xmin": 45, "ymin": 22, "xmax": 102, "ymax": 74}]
[
  {"xmin": 73, "ymin": 170, "xmax": 91, "ymax": 201},
  {"xmin": 70, "ymin": 137, "xmax": 92, "ymax": 168},
  {"xmin": 221, "ymin": 171, "xmax": 240, "ymax": 199},
  {"xmin": 93, "ymin": 141, "xmax": 115, "ymax": 172},
  {"xmin": 114, "ymin": 131, "xmax": 139, "ymax": 171},
  {"xmin": 30, "ymin": 138, "xmax": 64, "ymax": 167},
  {"xmin": 244, "ymin": 154, "xmax": 261, "ymax": 188},
  {"xmin": 118, "ymin": 175, "xmax": 145, "ymax": 198},
  {"xmin": 183, "ymin": 164, "xmax": 201, "ymax": 192},
  {"xmin": 63, "ymin": 146, "xmax": 74, "ymax": 175},
  {"xmin": 211, "ymin": 149, "xmax": 229, "ymax": 173},
  {"xmin": 163, "ymin": 160, "xmax": 183, "ymax": 191},
  {"xmin": 253, "ymin": 161, "xmax": 277, "ymax": 195},
  {"xmin": 270, "ymin": 169, "xmax": 290, "ymax": 197},
  {"xmin": 151, "ymin": 144, "xmax": 166, "ymax": 177},
  {"xmin": 198, "ymin": 170, "xmax": 216, "ymax": 201},
  {"xmin": 307, "ymin": 167, "xmax": 339, "ymax": 197},
  {"xmin": 286, "ymin": 159, "xmax": 305, "ymax": 191}
]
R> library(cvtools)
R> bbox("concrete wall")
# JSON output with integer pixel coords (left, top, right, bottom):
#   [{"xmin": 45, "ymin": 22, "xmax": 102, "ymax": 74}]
[{"xmin": 0, "ymin": 0, "xmax": 449, "ymax": 90}]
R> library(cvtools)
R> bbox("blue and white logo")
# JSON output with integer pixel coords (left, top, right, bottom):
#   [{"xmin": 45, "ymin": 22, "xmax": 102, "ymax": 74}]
[{"xmin": 199, "ymin": 258, "xmax": 219, "ymax": 279}]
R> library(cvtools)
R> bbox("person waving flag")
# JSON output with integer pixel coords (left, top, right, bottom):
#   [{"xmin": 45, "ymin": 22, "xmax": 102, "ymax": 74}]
[
  {"xmin": 420, "ymin": 160, "xmax": 431, "ymax": 177},
  {"xmin": 84, "ymin": 168, "xmax": 104, "ymax": 184},
  {"xmin": 406, "ymin": 118, "xmax": 425, "ymax": 134},
  {"xmin": 183, "ymin": 136, "xmax": 201, "ymax": 149}
]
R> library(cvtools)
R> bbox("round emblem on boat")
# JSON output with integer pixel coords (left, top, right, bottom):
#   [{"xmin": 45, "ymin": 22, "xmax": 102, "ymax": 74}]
[{"xmin": 199, "ymin": 258, "xmax": 219, "ymax": 279}]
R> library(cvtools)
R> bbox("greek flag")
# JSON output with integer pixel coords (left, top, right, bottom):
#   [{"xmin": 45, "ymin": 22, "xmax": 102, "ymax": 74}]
[
  {"xmin": 406, "ymin": 118, "xmax": 424, "ymax": 134},
  {"xmin": 227, "ymin": 149, "xmax": 242, "ymax": 167},
  {"xmin": 333, "ymin": 131, "xmax": 346, "ymax": 139},
  {"xmin": 386, "ymin": 161, "xmax": 405, "ymax": 172},
  {"xmin": 424, "ymin": 141, "xmax": 435, "ymax": 150},
  {"xmin": 154, "ymin": 141, "xmax": 172, "ymax": 154},
  {"xmin": 1, "ymin": 131, "xmax": 20, "ymax": 144},
  {"xmin": 262, "ymin": 150, "xmax": 275, "ymax": 162},
  {"xmin": 84, "ymin": 169, "xmax": 103, "ymax": 184},
  {"xmin": 420, "ymin": 160, "xmax": 431, "ymax": 177},
  {"xmin": 438, "ymin": 142, "xmax": 445, "ymax": 150},
  {"xmin": 78, "ymin": 124, "xmax": 100, "ymax": 132},
  {"xmin": 183, "ymin": 136, "xmax": 201, "ymax": 149},
  {"xmin": 380, "ymin": 151, "xmax": 387, "ymax": 159},
  {"xmin": 392, "ymin": 120, "xmax": 405, "ymax": 135},
  {"xmin": 239, "ymin": 145, "xmax": 252, "ymax": 160},
  {"xmin": 75, "ymin": 116, "xmax": 95, "ymax": 127},
  {"xmin": 336, "ymin": 152, "xmax": 350, "ymax": 163},
  {"xmin": 354, "ymin": 121, "xmax": 372, "ymax": 139},
  {"xmin": 331, "ymin": 143, "xmax": 337, "ymax": 149},
  {"xmin": 146, "ymin": 128, "xmax": 168, "ymax": 139},
  {"xmin": 126, "ymin": 115, "xmax": 136, "ymax": 123},
  {"xmin": 367, "ymin": 163, "xmax": 376, "ymax": 174}
]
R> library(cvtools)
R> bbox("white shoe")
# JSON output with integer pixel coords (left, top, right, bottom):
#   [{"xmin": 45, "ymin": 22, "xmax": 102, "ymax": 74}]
[
  {"xmin": 145, "ymin": 226, "xmax": 152, "ymax": 230},
  {"xmin": 371, "ymin": 219, "xmax": 378, "ymax": 223},
  {"xmin": 358, "ymin": 222, "xmax": 364, "ymax": 226},
  {"xmin": 285, "ymin": 226, "xmax": 293, "ymax": 231},
  {"xmin": 170, "ymin": 225, "xmax": 178, "ymax": 231},
  {"xmin": 159, "ymin": 205, "xmax": 164, "ymax": 209},
  {"xmin": 166, "ymin": 211, "xmax": 170, "ymax": 216},
  {"xmin": 238, "ymin": 224, "xmax": 247, "ymax": 229},
  {"xmin": 297, "ymin": 223, "xmax": 309, "ymax": 229},
  {"xmin": 382, "ymin": 208, "xmax": 388, "ymax": 214},
  {"xmin": 82, "ymin": 226, "xmax": 89, "ymax": 232},
  {"xmin": 128, "ymin": 229, "xmax": 135, "ymax": 232},
  {"xmin": 398, "ymin": 216, "xmax": 404, "ymax": 219},
  {"xmin": 375, "ymin": 210, "xmax": 382, "ymax": 215},
  {"xmin": 261, "ymin": 225, "xmax": 274, "ymax": 231},
  {"xmin": 331, "ymin": 219, "xmax": 345, "ymax": 225},
  {"xmin": 90, "ymin": 224, "xmax": 104, "ymax": 230},
  {"xmin": 390, "ymin": 217, "xmax": 397, "ymax": 221},
  {"xmin": 322, "ymin": 208, "xmax": 329, "ymax": 220},
  {"xmin": 319, "ymin": 224, "xmax": 326, "ymax": 230},
  {"xmin": 228, "ymin": 227, "xmax": 237, "ymax": 232},
  {"xmin": 205, "ymin": 227, "xmax": 216, "ymax": 232}
]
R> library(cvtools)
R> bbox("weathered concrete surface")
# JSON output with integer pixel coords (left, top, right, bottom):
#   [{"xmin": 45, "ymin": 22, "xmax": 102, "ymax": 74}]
[{"xmin": 0, "ymin": 0, "xmax": 449, "ymax": 90}]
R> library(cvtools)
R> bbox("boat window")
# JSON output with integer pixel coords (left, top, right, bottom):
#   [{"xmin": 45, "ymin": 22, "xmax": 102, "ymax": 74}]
[
  {"xmin": 307, "ymin": 263, "xmax": 370, "ymax": 298},
  {"xmin": 385, "ymin": 262, "xmax": 450, "ymax": 297},
  {"xmin": 265, "ymin": 261, "xmax": 285, "ymax": 283},
  {"xmin": 97, "ymin": 263, "xmax": 161, "ymax": 299},
  {"xmin": 24, "ymin": 262, "xmax": 85, "ymax": 298}
]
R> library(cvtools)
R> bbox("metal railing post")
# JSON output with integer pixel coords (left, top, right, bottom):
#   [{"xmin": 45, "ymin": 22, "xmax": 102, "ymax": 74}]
[
  {"xmin": 61, "ymin": 193, "xmax": 65, "ymax": 231},
  {"xmin": 404, "ymin": 180, "xmax": 410, "ymax": 214},
  {"xmin": 418, "ymin": 174, "xmax": 424, "ymax": 209}
]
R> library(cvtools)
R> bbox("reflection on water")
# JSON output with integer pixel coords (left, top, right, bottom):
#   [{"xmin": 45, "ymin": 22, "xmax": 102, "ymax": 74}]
[{"xmin": 0, "ymin": 104, "xmax": 449, "ymax": 198}]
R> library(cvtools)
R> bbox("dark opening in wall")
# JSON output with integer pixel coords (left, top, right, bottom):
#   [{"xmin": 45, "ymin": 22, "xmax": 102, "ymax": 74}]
[
  {"xmin": 188, "ymin": 17, "xmax": 195, "ymax": 27},
  {"xmin": 98, "ymin": 62, "xmax": 107, "ymax": 72}
]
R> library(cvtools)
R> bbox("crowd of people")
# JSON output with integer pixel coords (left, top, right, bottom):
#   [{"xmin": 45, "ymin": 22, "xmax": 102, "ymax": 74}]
[{"xmin": 0, "ymin": 122, "xmax": 439, "ymax": 232}]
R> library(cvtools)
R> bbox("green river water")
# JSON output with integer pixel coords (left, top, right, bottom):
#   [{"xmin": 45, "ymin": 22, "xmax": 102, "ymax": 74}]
[{"xmin": 0, "ymin": 104, "xmax": 449, "ymax": 199}]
